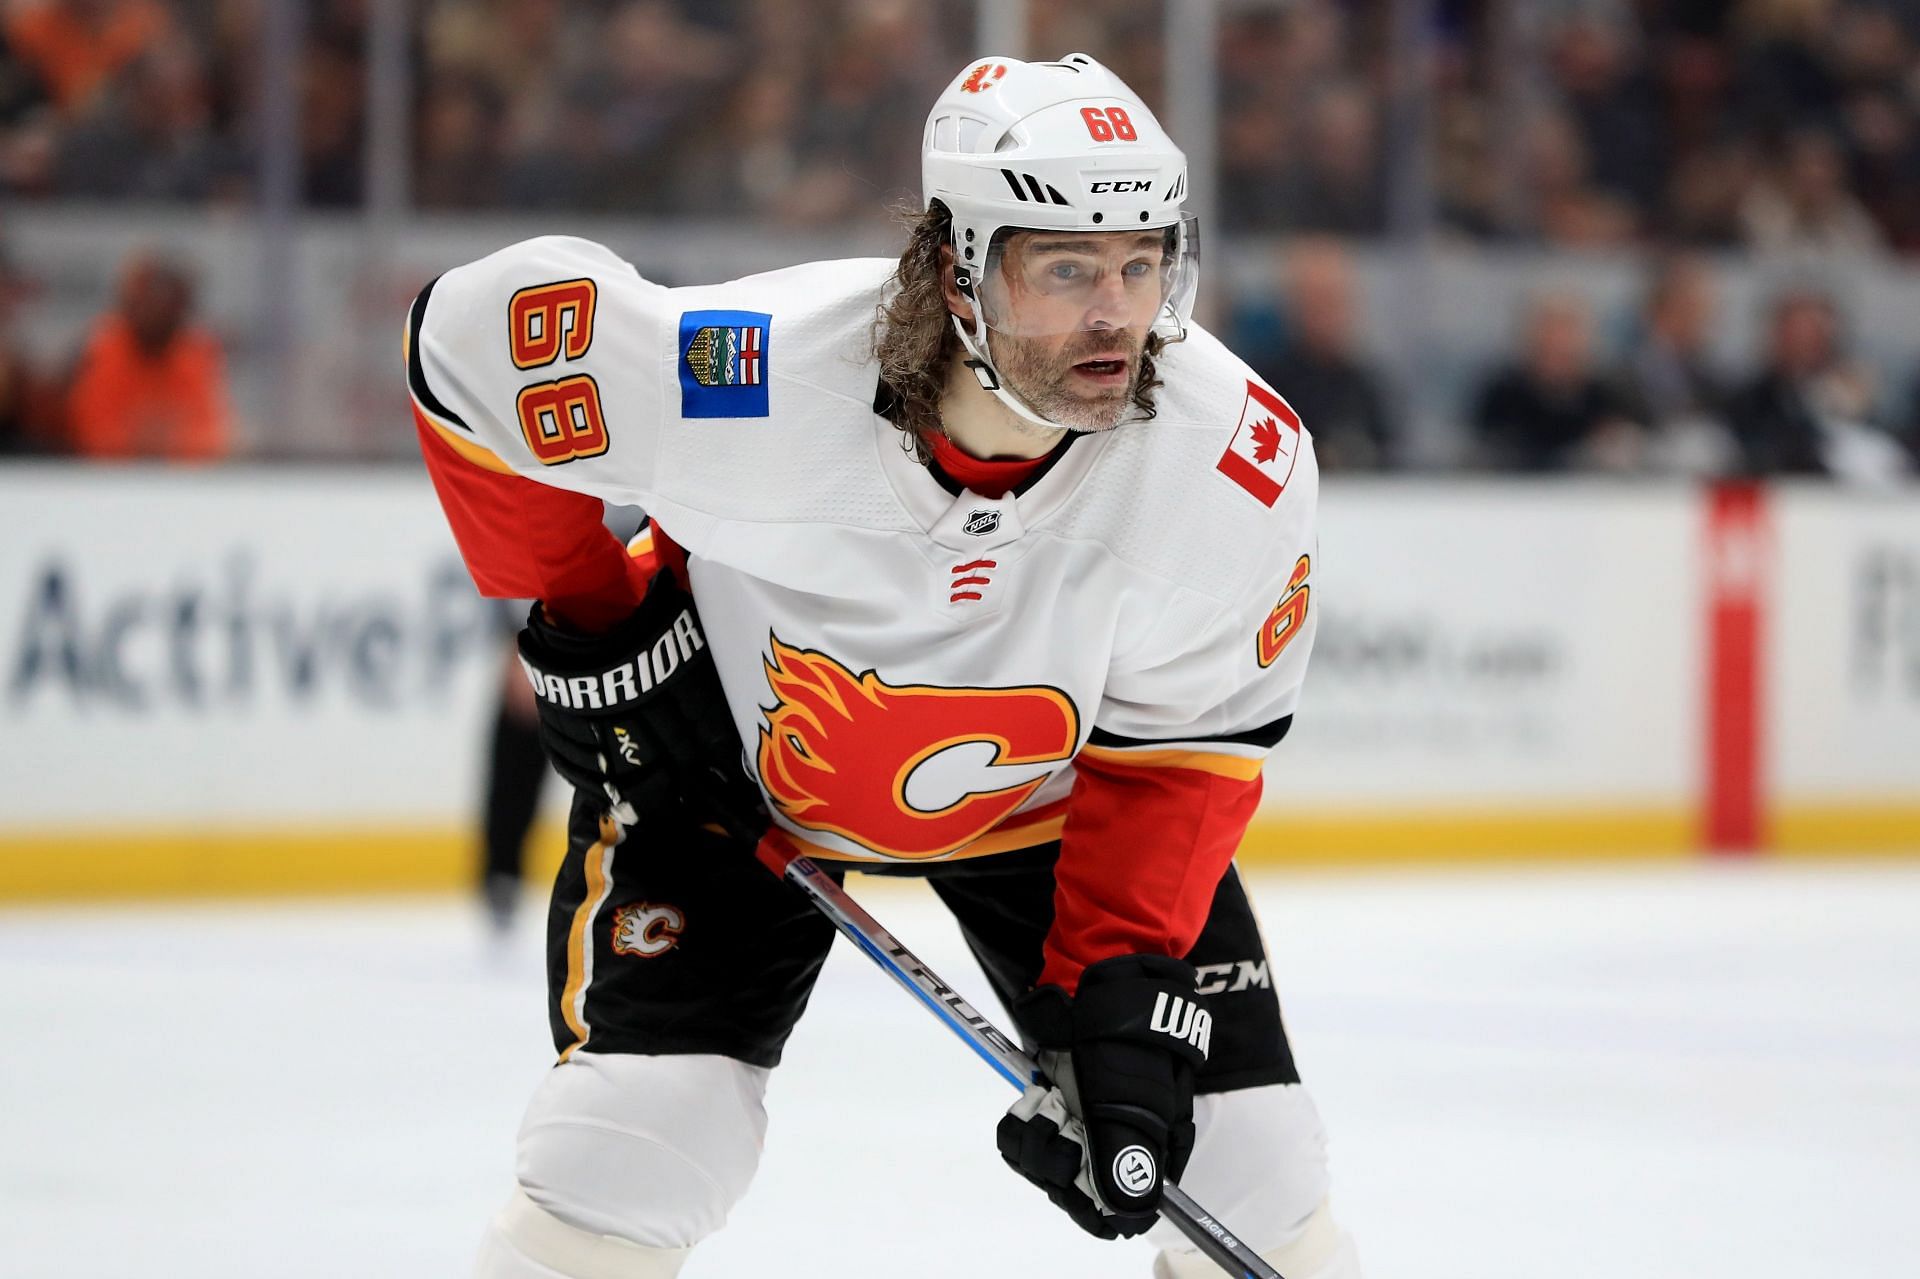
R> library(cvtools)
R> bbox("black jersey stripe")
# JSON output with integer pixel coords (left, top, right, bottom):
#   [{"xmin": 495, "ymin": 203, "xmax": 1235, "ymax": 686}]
[
  {"xmin": 1088, "ymin": 713, "xmax": 1293, "ymax": 753},
  {"xmin": 407, "ymin": 275, "xmax": 471, "ymax": 433}
]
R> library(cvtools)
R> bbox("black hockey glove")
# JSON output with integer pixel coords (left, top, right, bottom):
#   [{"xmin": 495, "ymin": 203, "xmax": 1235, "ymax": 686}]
[
  {"xmin": 995, "ymin": 954, "xmax": 1208, "ymax": 1239},
  {"xmin": 516, "ymin": 572, "xmax": 766, "ymax": 841}
]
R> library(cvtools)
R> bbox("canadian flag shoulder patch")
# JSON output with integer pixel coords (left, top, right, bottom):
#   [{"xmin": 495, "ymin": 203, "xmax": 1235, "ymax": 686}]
[{"xmin": 1215, "ymin": 380, "xmax": 1302, "ymax": 508}]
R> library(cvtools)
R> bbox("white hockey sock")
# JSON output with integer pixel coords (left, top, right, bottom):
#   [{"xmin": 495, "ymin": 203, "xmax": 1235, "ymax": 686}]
[
  {"xmin": 476, "ymin": 1188, "xmax": 691, "ymax": 1279},
  {"xmin": 1152, "ymin": 1198, "xmax": 1361, "ymax": 1279}
]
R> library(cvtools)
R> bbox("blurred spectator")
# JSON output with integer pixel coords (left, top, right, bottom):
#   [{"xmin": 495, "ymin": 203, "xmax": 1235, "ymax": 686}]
[
  {"xmin": 50, "ymin": 31, "xmax": 231, "ymax": 199},
  {"xmin": 0, "ymin": 0, "xmax": 1912, "ymax": 260},
  {"xmin": 1740, "ymin": 127, "xmax": 1885, "ymax": 258},
  {"xmin": 2, "ymin": 0, "xmax": 171, "ymax": 118},
  {"xmin": 301, "ymin": 20, "xmax": 365, "ymax": 207},
  {"xmin": 1840, "ymin": 87, "xmax": 1920, "ymax": 252},
  {"xmin": 1219, "ymin": 95, "xmax": 1295, "ymax": 231},
  {"xmin": 1722, "ymin": 287, "xmax": 1832, "ymax": 474},
  {"xmin": 414, "ymin": 69, "xmax": 503, "ymax": 210},
  {"xmin": 771, "ymin": 1, "xmax": 937, "ymax": 224},
  {"xmin": 1550, "ymin": 14, "xmax": 1662, "ymax": 217},
  {"xmin": 1519, "ymin": 107, "xmax": 1640, "ymax": 249},
  {"xmin": 1902, "ymin": 368, "xmax": 1920, "ymax": 469},
  {"xmin": 671, "ymin": 71, "xmax": 802, "ymax": 216},
  {"xmin": 1722, "ymin": 286, "xmax": 1903, "ymax": 478},
  {"xmin": 65, "ymin": 251, "xmax": 231, "ymax": 460},
  {"xmin": 0, "ymin": 232, "xmax": 54, "ymax": 453},
  {"xmin": 1248, "ymin": 238, "xmax": 1396, "ymax": 470},
  {"xmin": 1472, "ymin": 292, "xmax": 1644, "ymax": 472},
  {"xmin": 1660, "ymin": 142, "xmax": 1756, "ymax": 247},
  {"xmin": 1616, "ymin": 254, "xmax": 1741, "ymax": 475},
  {"xmin": 1275, "ymin": 82, "xmax": 1387, "ymax": 236},
  {"xmin": 0, "ymin": 272, "xmax": 55, "ymax": 454},
  {"xmin": 1733, "ymin": 0, "xmax": 1841, "ymax": 138},
  {"xmin": 0, "ymin": 339, "xmax": 49, "ymax": 453}
]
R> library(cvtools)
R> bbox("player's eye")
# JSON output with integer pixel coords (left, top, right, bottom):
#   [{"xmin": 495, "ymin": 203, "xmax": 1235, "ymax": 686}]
[
  {"xmin": 1123, "ymin": 259, "xmax": 1156, "ymax": 280},
  {"xmin": 1047, "ymin": 262, "xmax": 1082, "ymax": 282}
]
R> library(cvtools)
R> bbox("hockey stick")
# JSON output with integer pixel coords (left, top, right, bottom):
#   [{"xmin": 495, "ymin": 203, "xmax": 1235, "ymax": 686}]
[{"xmin": 756, "ymin": 838, "xmax": 1286, "ymax": 1279}]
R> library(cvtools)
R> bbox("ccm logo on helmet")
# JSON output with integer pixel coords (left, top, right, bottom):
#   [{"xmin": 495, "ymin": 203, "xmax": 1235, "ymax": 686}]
[
  {"xmin": 520, "ymin": 609, "xmax": 706, "ymax": 710},
  {"xmin": 1149, "ymin": 992, "xmax": 1212, "ymax": 1058},
  {"xmin": 1088, "ymin": 180, "xmax": 1152, "ymax": 193}
]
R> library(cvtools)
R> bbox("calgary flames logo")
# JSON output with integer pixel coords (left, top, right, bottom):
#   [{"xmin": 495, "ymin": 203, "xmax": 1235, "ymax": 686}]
[
  {"xmin": 755, "ymin": 636, "xmax": 1079, "ymax": 860},
  {"xmin": 960, "ymin": 62, "xmax": 1006, "ymax": 93}
]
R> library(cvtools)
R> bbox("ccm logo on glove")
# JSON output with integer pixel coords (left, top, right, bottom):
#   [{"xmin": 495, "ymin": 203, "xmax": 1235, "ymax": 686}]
[
  {"xmin": 520, "ymin": 609, "xmax": 706, "ymax": 710},
  {"xmin": 1150, "ymin": 992, "xmax": 1212, "ymax": 1057}
]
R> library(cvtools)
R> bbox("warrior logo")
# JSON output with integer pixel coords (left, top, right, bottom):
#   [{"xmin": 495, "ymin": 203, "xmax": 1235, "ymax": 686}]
[
  {"xmin": 755, "ymin": 636, "xmax": 1079, "ymax": 860},
  {"xmin": 611, "ymin": 902, "xmax": 684, "ymax": 958},
  {"xmin": 1112, "ymin": 1145, "xmax": 1157, "ymax": 1197},
  {"xmin": 684, "ymin": 324, "xmax": 764, "ymax": 387},
  {"xmin": 1149, "ymin": 991, "xmax": 1213, "ymax": 1058}
]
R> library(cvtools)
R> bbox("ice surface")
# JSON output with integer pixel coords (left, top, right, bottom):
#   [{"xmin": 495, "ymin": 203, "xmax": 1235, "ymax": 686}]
[{"xmin": 3, "ymin": 860, "xmax": 1917, "ymax": 1278}]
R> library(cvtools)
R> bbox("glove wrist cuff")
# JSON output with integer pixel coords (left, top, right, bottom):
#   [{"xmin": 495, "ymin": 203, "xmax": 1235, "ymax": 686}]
[
  {"xmin": 517, "ymin": 584, "xmax": 710, "ymax": 716},
  {"xmin": 1072, "ymin": 955, "xmax": 1209, "ymax": 1066}
]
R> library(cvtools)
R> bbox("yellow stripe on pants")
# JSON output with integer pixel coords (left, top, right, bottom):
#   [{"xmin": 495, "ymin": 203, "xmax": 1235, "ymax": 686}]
[{"xmin": 558, "ymin": 816, "xmax": 621, "ymax": 1061}]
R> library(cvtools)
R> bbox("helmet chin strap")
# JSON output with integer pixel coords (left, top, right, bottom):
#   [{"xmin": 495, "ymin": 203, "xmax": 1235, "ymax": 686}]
[{"xmin": 950, "ymin": 314, "xmax": 1067, "ymax": 434}]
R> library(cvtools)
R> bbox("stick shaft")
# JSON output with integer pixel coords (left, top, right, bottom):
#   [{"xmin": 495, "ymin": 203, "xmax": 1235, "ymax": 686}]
[{"xmin": 765, "ymin": 847, "xmax": 1284, "ymax": 1279}]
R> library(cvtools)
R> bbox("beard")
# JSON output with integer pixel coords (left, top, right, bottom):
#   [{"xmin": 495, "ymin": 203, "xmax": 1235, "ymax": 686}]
[{"xmin": 989, "ymin": 327, "xmax": 1147, "ymax": 432}]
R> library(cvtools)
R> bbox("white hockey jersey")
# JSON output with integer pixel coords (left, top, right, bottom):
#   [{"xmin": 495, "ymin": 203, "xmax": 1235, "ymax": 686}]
[{"xmin": 408, "ymin": 234, "xmax": 1317, "ymax": 983}]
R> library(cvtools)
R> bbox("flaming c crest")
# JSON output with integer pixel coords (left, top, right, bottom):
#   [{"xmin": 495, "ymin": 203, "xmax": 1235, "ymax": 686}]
[{"xmin": 755, "ymin": 636, "xmax": 1080, "ymax": 860}]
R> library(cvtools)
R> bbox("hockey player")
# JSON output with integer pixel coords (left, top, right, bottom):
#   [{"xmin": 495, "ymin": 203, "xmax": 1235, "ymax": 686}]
[{"xmin": 407, "ymin": 53, "xmax": 1360, "ymax": 1279}]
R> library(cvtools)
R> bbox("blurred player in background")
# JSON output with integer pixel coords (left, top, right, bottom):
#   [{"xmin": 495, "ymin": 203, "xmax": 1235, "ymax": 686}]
[
  {"xmin": 477, "ymin": 600, "xmax": 547, "ymax": 932},
  {"xmin": 408, "ymin": 54, "xmax": 1358, "ymax": 1279}
]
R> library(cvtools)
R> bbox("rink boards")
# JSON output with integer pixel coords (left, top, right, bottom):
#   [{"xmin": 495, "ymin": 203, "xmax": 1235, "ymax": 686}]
[{"xmin": 1, "ymin": 467, "xmax": 1915, "ymax": 898}]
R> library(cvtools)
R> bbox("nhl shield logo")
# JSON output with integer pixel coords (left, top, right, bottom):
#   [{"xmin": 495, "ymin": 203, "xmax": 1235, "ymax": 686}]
[
  {"xmin": 962, "ymin": 508, "xmax": 1001, "ymax": 537},
  {"xmin": 678, "ymin": 308, "xmax": 771, "ymax": 418}
]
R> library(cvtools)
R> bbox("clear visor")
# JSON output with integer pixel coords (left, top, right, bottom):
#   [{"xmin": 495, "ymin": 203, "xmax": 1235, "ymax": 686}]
[{"xmin": 972, "ymin": 213, "xmax": 1199, "ymax": 340}]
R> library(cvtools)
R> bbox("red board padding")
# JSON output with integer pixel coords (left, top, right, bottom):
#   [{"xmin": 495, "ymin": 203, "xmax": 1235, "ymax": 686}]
[{"xmin": 1703, "ymin": 483, "xmax": 1768, "ymax": 852}]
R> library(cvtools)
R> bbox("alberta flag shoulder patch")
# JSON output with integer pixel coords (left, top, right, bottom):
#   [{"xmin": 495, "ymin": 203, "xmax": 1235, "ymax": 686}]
[{"xmin": 679, "ymin": 309, "xmax": 771, "ymax": 418}]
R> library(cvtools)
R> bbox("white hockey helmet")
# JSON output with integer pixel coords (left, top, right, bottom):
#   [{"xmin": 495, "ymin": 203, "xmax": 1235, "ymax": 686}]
[{"xmin": 922, "ymin": 54, "xmax": 1199, "ymax": 423}]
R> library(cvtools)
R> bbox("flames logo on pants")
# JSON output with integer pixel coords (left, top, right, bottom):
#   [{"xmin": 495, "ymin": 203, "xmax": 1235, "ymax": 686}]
[{"xmin": 755, "ymin": 636, "xmax": 1080, "ymax": 860}]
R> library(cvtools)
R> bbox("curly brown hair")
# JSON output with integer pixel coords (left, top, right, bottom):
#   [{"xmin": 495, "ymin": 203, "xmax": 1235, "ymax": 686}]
[{"xmin": 871, "ymin": 202, "xmax": 1164, "ymax": 463}]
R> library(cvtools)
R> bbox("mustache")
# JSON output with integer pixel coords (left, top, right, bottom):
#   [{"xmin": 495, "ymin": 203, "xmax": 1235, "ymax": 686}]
[{"xmin": 1061, "ymin": 334, "xmax": 1143, "ymax": 362}]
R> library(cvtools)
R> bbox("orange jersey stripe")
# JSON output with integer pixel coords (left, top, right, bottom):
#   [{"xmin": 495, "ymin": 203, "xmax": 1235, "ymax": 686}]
[
  {"xmin": 783, "ymin": 798, "xmax": 1071, "ymax": 864},
  {"xmin": 1074, "ymin": 744, "xmax": 1265, "ymax": 781},
  {"xmin": 412, "ymin": 401, "xmax": 516, "ymax": 475}
]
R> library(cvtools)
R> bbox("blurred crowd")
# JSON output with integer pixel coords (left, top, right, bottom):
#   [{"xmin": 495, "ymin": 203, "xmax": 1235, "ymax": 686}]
[
  {"xmin": 4, "ymin": 0, "xmax": 1920, "ymax": 249},
  {"xmin": 0, "ymin": 246, "xmax": 230, "ymax": 459},
  {"xmin": 1, "ymin": 0, "xmax": 1919, "ymax": 475},
  {"xmin": 1217, "ymin": 0, "xmax": 1920, "ymax": 256},
  {"xmin": 1236, "ymin": 237, "xmax": 1920, "ymax": 476}
]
